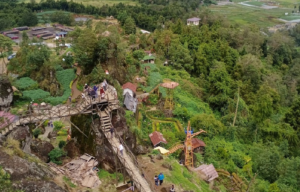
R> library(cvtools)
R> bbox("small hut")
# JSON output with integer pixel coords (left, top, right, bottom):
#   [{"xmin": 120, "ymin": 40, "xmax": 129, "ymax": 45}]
[
  {"xmin": 149, "ymin": 131, "xmax": 168, "ymax": 147},
  {"xmin": 160, "ymin": 81, "xmax": 179, "ymax": 110},
  {"xmin": 142, "ymin": 55, "xmax": 155, "ymax": 64},
  {"xmin": 194, "ymin": 164, "xmax": 218, "ymax": 182}
]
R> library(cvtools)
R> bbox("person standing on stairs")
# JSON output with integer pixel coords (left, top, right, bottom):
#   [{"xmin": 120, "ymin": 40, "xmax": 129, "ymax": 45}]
[
  {"xmin": 119, "ymin": 143, "xmax": 124, "ymax": 156},
  {"xmin": 110, "ymin": 126, "xmax": 114, "ymax": 139}
]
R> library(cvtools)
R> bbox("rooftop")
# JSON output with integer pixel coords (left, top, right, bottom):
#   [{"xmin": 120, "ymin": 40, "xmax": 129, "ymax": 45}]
[
  {"xmin": 192, "ymin": 138, "xmax": 206, "ymax": 149},
  {"xmin": 142, "ymin": 55, "xmax": 155, "ymax": 61},
  {"xmin": 0, "ymin": 111, "xmax": 16, "ymax": 129},
  {"xmin": 149, "ymin": 131, "xmax": 168, "ymax": 146},
  {"xmin": 187, "ymin": 17, "xmax": 201, "ymax": 22},
  {"xmin": 195, "ymin": 164, "xmax": 218, "ymax": 182},
  {"xmin": 122, "ymin": 82, "xmax": 137, "ymax": 93},
  {"xmin": 160, "ymin": 82, "xmax": 179, "ymax": 89}
]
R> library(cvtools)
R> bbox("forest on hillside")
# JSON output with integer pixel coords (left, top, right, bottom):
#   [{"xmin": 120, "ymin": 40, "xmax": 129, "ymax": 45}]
[{"xmin": 1, "ymin": 0, "xmax": 300, "ymax": 191}]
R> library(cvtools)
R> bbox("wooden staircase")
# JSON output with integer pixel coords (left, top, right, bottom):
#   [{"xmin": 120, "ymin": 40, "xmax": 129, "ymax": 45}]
[{"xmin": 164, "ymin": 144, "xmax": 185, "ymax": 155}]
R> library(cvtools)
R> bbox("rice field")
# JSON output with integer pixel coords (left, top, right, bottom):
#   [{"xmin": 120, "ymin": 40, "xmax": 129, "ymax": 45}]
[{"xmin": 19, "ymin": 0, "xmax": 138, "ymax": 7}]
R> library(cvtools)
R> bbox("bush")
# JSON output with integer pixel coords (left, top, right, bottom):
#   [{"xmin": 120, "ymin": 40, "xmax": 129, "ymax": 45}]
[
  {"xmin": 15, "ymin": 77, "xmax": 38, "ymax": 90},
  {"xmin": 48, "ymin": 148, "xmax": 66, "ymax": 165},
  {"xmin": 23, "ymin": 89, "xmax": 50, "ymax": 101},
  {"xmin": 148, "ymin": 94, "xmax": 158, "ymax": 105},
  {"xmin": 53, "ymin": 121, "xmax": 64, "ymax": 131},
  {"xmin": 33, "ymin": 128, "xmax": 41, "ymax": 138},
  {"xmin": 58, "ymin": 140, "xmax": 66, "ymax": 148}
]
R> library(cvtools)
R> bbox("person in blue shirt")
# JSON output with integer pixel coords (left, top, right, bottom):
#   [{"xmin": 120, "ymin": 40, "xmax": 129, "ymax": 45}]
[{"xmin": 158, "ymin": 173, "xmax": 164, "ymax": 185}]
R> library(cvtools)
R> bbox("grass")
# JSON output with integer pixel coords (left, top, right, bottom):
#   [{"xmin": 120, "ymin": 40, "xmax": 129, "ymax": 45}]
[
  {"xmin": 53, "ymin": 128, "xmax": 68, "ymax": 148},
  {"xmin": 280, "ymin": 15, "xmax": 300, "ymax": 20},
  {"xmin": 63, "ymin": 176, "xmax": 77, "ymax": 188},
  {"xmin": 97, "ymin": 169, "xmax": 124, "ymax": 182},
  {"xmin": 209, "ymin": 3, "xmax": 285, "ymax": 28},
  {"xmin": 165, "ymin": 159, "xmax": 211, "ymax": 192},
  {"xmin": 19, "ymin": 0, "xmax": 138, "ymax": 7}
]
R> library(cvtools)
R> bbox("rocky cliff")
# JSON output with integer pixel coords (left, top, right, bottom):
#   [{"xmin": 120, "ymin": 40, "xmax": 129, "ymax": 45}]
[
  {"xmin": 0, "ymin": 144, "xmax": 66, "ymax": 192},
  {"xmin": 69, "ymin": 108, "xmax": 138, "ymax": 172},
  {"xmin": 0, "ymin": 75, "xmax": 13, "ymax": 111}
]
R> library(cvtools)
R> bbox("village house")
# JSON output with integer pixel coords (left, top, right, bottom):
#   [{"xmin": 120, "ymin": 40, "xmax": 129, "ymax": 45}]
[
  {"xmin": 187, "ymin": 17, "xmax": 201, "ymax": 26},
  {"xmin": 192, "ymin": 138, "xmax": 206, "ymax": 153},
  {"xmin": 149, "ymin": 131, "xmax": 168, "ymax": 147},
  {"xmin": 122, "ymin": 82, "xmax": 138, "ymax": 113},
  {"xmin": 142, "ymin": 55, "xmax": 155, "ymax": 64}
]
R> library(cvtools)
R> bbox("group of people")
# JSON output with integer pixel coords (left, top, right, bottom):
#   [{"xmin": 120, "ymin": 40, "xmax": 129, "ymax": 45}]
[
  {"xmin": 155, "ymin": 173, "xmax": 175, "ymax": 192},
  {"xmin": 82, "ymin": 79, "xmax": 108, "ymax": 100}
]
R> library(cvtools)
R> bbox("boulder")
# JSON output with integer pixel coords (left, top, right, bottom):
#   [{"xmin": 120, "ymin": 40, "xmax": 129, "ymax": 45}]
[
  {"xmin": 64, "ymin": 139, "xmax": 81, "ymax": 158},
  {"xmin": 136, "ymin": 145, "xmax": 149, "ymax": 154},
  {"xmin": 148, "ymin": 154, "xmax": 154, "ymax": 159},
  {"xmin": 0, "ymin": 75, "xmax": 13, "ymax": 110},
  {"xmin": 30, "ymin": 139, "xmax": 54, "ymax": 163},
  {"xmin": 162, "ymin": 162, "xmax": 173, "ymax": 171},
  {"xmin": 13, "ymin": 180, "xmax": 66, "ymax": 192},
  {"xmin": 156, "ymin": 154, "xmax": 163, "ymax": 160},
  {"xmin": 8, "ymin": 126, "xmax": 31, "ymax": 142}
]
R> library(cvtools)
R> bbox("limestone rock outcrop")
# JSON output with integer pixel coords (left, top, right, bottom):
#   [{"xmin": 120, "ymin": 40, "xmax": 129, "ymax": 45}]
[
  {"xmin": 0, "ymin": 148, "xmax": 66, "ymax": 192},
  {"xmin": 0, "ymin": 75, "xmax": 13, "ymax": 110}
]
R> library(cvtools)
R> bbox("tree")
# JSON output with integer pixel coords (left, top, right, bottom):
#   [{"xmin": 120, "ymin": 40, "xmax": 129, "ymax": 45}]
[
  {"xmin": 252, "ymin": 84, "xmax": 280, "ymax": 123},
  {"xmin": 73, "ymin": 29, "xmax": 97, "ymax": 74},
  {"xmin": 124, "ymin": 17, "xmax": 136, "ymax": 35},
  {"xmin": 53, "ymin": 121, "xmax": 64, "ymax": 131},
  {"xmin": 190, "ymin": 114, "xmax": 225, "ymax": 137},
  {"xmin": 48, "ymin": 148, "xmax": 66, "ymax": 165},
  {"xmin": 169, "ymin": 41, "xmax": 193, "ymax": 71},
  {"xmin": 59, "ymin": 141, "xmax": 66, "ymax": 149},
  {"xmin": 19, "ymin": 10, "xmax": 38, "ymax": 26},
  {"xmin": 284, "ymin": 98, "xmax": 300, "ymax": 132},
  {"xmin": 0, "ymin": 34, "xmax": 12, "ymax": 66},
  {"xmin": 207, "ymin": 61, "xmax": 233, "ymax": 110},
  {"xmin": 277, "ymin": 157, "xmax": 300, "ymax": 190}
]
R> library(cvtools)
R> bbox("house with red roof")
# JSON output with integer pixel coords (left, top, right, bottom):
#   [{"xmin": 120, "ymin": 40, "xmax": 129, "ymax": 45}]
[
  {"xmin": 192, "ymin": 138, "xmax": 206, "ymax": 153},
  {"xmin": 149, "ymin": 131, "xmax": 168, "ymax": 147},
  {"xmin": 122, "ymin": 82, "xmax": 137, "ymax": 97}
]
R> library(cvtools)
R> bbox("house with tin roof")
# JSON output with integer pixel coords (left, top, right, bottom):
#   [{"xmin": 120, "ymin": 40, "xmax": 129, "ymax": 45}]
[{"xmin": 187, "ymin": 17, "xmax": 201, "ymax": 26}]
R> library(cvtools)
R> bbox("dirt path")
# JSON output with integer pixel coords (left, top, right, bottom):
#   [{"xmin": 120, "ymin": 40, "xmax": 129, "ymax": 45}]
[{"xmin": 71, "ymin": 78, "xmax": 82, "ymax": 100}]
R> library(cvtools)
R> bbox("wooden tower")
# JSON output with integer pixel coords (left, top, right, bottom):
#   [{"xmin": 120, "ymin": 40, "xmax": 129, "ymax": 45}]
[
  {"xmin": 160, "ymin": 81, "xmax": 179, "ymax": 110},
  {"xmin": 185, "ymin": 121, "xmax": 193, "ymax": 166},
  {"xmin": 165, "ymin": 121, "xmax": 206, "ymax": 167}
]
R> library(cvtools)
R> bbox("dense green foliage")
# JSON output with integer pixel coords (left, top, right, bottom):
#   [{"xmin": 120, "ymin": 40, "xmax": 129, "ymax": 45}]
[
  {"xmin": 23, "ymin": 89, "xmax": 50, "ymax": 101},
  {"xmin": 48, "ymin": 148, "xmax": 66, "ymax": 165},
  {"xmin": 58, "ymin": 140, "xmax": 66, "ymax": 149},
  {"xmin": 53, "ymin": 121, "xmax": 64, "ymax": 132},
  {"xmin": 45, "ymin": 69, "xmax": 75, "ymax": 105},
  {"xmin": 0, "ymin": 2, "xmax": 37, "ymax": 30},
  {"xmin": 33, "ymin": 128, "xmax": 41, "ymax": 138},
  {"xmin": 15, "ymin": 77, "xmax": 38, "ymax": 91}
]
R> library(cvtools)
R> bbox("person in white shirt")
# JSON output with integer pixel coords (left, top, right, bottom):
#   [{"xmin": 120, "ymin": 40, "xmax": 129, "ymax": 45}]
[{"xmin": 119, "ymin": 143, "xmax": 124, "ymax": 156}]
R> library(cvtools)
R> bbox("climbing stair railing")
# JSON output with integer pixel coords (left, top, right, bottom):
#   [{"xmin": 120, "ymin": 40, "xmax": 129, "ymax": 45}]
[
  {"xmin": 165, "ymin": 143, "xmax": 185, "ymax": 155},
  {"xmin": 0, "ymin": 90, "xmax": 118, "ymax": 135}
]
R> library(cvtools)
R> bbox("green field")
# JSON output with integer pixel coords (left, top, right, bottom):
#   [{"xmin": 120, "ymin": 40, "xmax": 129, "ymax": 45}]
[
  {"xmin": 209, "ymin": 3, "xmax": 286, "ymax": 27},
  {"xmin": 280, "ymin": 14, "xmax": 300, "ymax": 21},
  {"xmin": 19, "ymin": 0, "xmax": 138, "ymax": 7}
]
